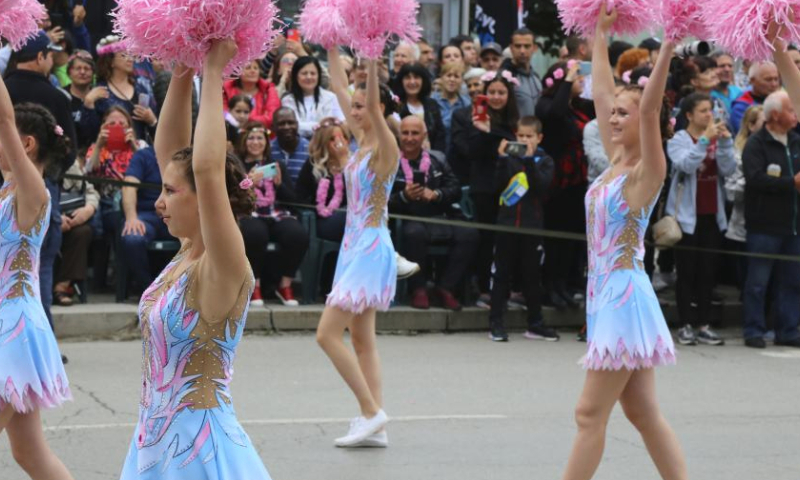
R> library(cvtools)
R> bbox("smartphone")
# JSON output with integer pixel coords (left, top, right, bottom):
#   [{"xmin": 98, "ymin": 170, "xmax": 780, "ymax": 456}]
[
  {"xmin": 505, "ymin": 141, "xmax": 527, "ymax": 157},
  {"xmin": 287, "ymin": 28, "xmax": 301, "ymax": 43},
  {"xmin": 579, "ymin": 61, "xmax": 592, "ymax": 76},
  {"xmin": 138, "ymin": 93, "xmax": 150, "ymax": 108},
  {"xmin": 105, "ymin": 124, "xmax": 127, "ymax": 151},
  {"xmin": 412, "ymin": 171, "xmax": 425, "ymax": 185},
  {"xmin": 256, "ymin": 163, "xmax": 279, "ymax": 179},
  {"xmin": 473, "ymin": 94, "xmax": 489, "ymax": 122},
  {"xmin": 280, "ymin": 17, "xmax": 295, "ymax": 36}
]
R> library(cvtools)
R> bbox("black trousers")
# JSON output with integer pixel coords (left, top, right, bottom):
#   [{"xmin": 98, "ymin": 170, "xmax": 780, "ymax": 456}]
[
  {"xmin": 239, "ymin": 216, "xmax": 309, "ymax": 281},
  {"xmin": 544, "ymin": 185, "xmax": 587, "ymax": 292},
  {"xmin": 490, "ymin": 233, "xmax": 544, "ymax": 329},
  {"xmin": 399, "ymin": 220, "xmax": 479, "ymax": 292},
  {"xmin": 675, "ymin": 214, "xmax": 721, "ymax": 327},
  {"xmin": 471, "ymin": 192, "xmax": 499, "ymax": 293},
  {"xmin": 316, "ymin": 211, "xmax": 346, "ymax": 242}
]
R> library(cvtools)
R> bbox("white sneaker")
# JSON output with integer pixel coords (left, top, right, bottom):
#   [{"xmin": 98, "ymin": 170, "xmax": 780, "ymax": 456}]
[
  {"xmin": 396, "ymin": 254, "xmax": 420, "ymax": 280},
  {"xmin": 334, "ymin": 410, "xmax": 389, "ymax": 447},
  {"xmin": 250, "ymin": 298, "xmax": 264, "ymax": 307},
  {"xmin": 356, "ymin": 430, "xmax": 388, "ymax": 448}
]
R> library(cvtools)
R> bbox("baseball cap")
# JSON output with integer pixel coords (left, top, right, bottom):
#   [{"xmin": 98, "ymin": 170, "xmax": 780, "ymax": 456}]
[
  {"xmin": 15, "ymin": 31, "xmax": 63, "ymax": 60},
  {"xmin": 480, "ymin": 42, "xmax": 503, "ymax": 57}
]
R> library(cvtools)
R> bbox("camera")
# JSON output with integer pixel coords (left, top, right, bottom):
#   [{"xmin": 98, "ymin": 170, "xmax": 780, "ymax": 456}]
[{"xmin": 676, "ymin": 41, "xmax": 712, "ymax": 58}]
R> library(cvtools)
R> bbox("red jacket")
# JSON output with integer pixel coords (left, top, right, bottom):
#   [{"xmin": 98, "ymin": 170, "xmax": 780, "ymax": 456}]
[{"xmin": 223, "ymin": 78, "xmax": 280, "ymax": 131}]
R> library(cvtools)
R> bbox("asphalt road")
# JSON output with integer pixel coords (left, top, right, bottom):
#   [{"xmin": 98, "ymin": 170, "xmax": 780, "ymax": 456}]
[{"xmin": 1, "ymin": 331, "xmax": 798, "ymax": 480}]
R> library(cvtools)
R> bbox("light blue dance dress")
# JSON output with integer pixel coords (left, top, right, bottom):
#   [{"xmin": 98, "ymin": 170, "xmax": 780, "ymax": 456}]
[
  {"xmin": 120, "ymin": 244, "xmax": 271, "ymax": 479},
  {"xmin": 327, "ymin": 150, "xmax": 397, "ymax": 313},
  {"xmin": 583, "ymin": 170, "xmax": 676, "ymax": 370},
  {"xmin": 0, "ymin": 181, "xmax": 71, "ymax": 412}
]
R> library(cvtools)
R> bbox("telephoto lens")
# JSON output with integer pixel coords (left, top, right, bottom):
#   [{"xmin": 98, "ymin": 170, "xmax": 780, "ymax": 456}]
[{"xmin": 676, "ymin": 41, "xmax": 711, "ymax": 58}]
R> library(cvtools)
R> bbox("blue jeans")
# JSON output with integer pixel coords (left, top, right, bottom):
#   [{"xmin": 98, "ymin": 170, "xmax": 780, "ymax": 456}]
[
  {"xmin": 119, "ymin": 210, "xmax": 172, "ymax": 288},
  {"xmin": 40, "ymin": 178, "xmax": 62, "ymax": 329},
  {"xmin": 743, "ymin": 233, "xmax": 800, "ymax": 341}
]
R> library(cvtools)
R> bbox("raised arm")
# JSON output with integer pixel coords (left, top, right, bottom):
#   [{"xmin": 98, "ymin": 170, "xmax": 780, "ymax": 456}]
[
  {"xmin": 773, "ymin": 38, "xmax": 800, "ymax": 114},
  {"xmin": 0, "ymin": 73, "xmax": 47, "ymax": 229},
  {"xmin": 193, "ymin": 40, "xmax": 250, "ymax": 302},
  {"xmin": 365, "ymin": 59, "xmax": 399, "ymax": 178},
  {"xmin": 635, "ymin": 41, "xmax": 674, "ymax": 190},
  {"xmin": 591, "ymin": 4, "xmax": 619, "ymax": 156},
  {"xmin": 154, "ymin": 64, "xmax": 194, "ymax": 173},
  {"xmin": 327, "ymin": 47, "xmax": 360, "ymax": 138}
]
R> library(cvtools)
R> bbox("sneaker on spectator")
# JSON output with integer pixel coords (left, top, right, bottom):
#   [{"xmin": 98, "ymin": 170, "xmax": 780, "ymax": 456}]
[
  {"xmin": 410, "ymin": 288, "xmax": 430, "ymax": 310},
  {"xmin": 396, "ymin": 254, "xmax": 420, "ymax": 279},
  {"xmin": 476, "ymin": 294, "xmax": 491, "ymax": 310},
  {"xmin": 355, "ymin": 429, "xmax": 388, "ymax": 448},
  {"xmin": 275, "ymin": 286, "xmax": 299, "ymax": 307},
  {"xmin": 764, "ymin": 330, "xmax": 776, "ymax": 342},
  {"xmin": 489, "ymin": 325, "xmax": 508, "ymax": 342},
  {"xmin": 677, "ymin": 325, "xmax": 697, "ymax": 345},
  {"xmin": 523, "ymin": 325, "xmax": 560, "ymax": 342},
  {"xmin": 250, "ymin": 286, "xmax": 264, "ymax": 307},
  {"xmin": 697, "ymin": 325, "xmax": 725, "ymax": 345},
  {"xmin": 334, "ymin": 410, "xmax": 389, "ymax": 447},
  {"xmin": 434, "ymin": 287, "xmax": 461, "ymax": 311},
  {"xmin": 507, "ymin": 292, "xmax": 527, "ymax": 310}
]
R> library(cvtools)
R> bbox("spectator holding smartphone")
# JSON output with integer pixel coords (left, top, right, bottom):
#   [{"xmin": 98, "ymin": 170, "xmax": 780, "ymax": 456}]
[
  {"xmin": 666, "ymin": 93, "xmax": 737, "ymax": 346},
  {"xmin": 489, "ymin": 117, "xmax": 556, "ymax": 342},
  {"xmin": 450, "ymin": 70, "xmax": 519, "ymax": 308}
]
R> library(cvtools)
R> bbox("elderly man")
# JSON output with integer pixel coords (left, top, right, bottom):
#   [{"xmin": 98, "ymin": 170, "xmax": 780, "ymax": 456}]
[
  {"xmin": 499, "ymin": 28, "xmax": 543, "ymax": 117},
  {"xmin": 391, "ymin": 41, "xmax": 419, "ymax": 81},
  {"xmin": 730, "ymin": 61, "xmax": 781, "ymax": 133},
  {"xmin": 741, "ymin": 91, "xmax": 800, "ymax": 348},
  {"xmin": 389, "ymin": 116, "xmax": 478, "ymax": 310}
]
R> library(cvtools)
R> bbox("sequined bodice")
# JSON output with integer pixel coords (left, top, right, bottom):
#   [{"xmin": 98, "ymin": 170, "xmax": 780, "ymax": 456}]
[
  {"xmin": 343, "ymin": 151, "xmax": 395, "ymax": 229},
  {"xmin": 0, "ymin": 182, "xmax": 50, "ymax": 312},
  {"xmin": 585, "ymin": 170, "xmax": 657, "ymax": 278},
  {"xmin": 136, "ymin": 245, "xmax": 253, "ymax": 448}
]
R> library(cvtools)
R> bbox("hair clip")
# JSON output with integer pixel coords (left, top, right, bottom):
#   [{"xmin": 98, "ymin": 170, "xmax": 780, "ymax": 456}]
[
  {"xmin": 500, "ymin": 70, "xmax": 520, "ymax": 87},
  {"xmin": 669, "ymin": 117, "xmax": 677, "ymax": 128},
  {"xmin": 54, "ymin": 125, "xmax": 64, "ymax": 137},
  {"xmin": 637, "ymin": 76, "xmax": 649, "ymax": 87},
  {"xmin": 567, "ymin": 59, "xmax": 578, "ymax": 70},
  {"xmin": 621, "ymin": 70, "xmax": 632, "ymax": 84},
  {"xmin": 545, "ymin": 78, "xmax": 554, "ymax": 88},
  {"xmin": 390, "ymin": 92, "xmax": 400, "ymax": 105},
  {"xmin": 239, "ymin": 178, "xmax": 254, "ymax": 190},
  {"xmin": 553, "ymin": 68, "xmax": 565, "ymax": 80}
]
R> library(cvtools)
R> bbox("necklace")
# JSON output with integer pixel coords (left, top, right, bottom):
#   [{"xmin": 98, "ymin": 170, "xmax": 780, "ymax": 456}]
[
  {"xmin": 316, "ymin": 174, "xmax": 344, "ymax": 217},
  {"xmin": 400, "ymin": 151, "xmax": 431, "ymax": 184}
]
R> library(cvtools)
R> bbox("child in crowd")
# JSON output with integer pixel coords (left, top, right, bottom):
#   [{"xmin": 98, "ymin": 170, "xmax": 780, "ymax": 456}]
[
  {"xmin": 225, "ymin": 94, "xmax": 252, "ymax": 152},
  {"xmin": 489, "ymin": 116, "xmax": 558, "ymax": 342}
]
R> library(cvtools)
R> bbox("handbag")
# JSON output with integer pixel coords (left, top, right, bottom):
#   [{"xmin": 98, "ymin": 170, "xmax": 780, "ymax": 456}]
[
  {"xmin": 60, "ymin": 180, "xmax": 86, "ymax": 215},
  {"xmin": 652, "ymin": 176, "xmax": 684, "ymax": 248}
]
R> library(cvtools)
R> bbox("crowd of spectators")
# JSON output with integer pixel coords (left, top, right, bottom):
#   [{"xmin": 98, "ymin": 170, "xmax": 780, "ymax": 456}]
[{"xmin": 3, "ymin": 2, "xmax": 799, "ymax": 348}]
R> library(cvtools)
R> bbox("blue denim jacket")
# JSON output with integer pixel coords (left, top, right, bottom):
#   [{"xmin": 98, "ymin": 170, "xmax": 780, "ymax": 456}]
[{"xmin": 665, "ymin": 130, "xmax": 737, "ymax": 235}]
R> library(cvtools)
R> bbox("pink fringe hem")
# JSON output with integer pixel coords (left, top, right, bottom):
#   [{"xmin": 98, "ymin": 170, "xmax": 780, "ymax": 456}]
[
  {"xmin": 1, "ymin": 376, "xmax": 72, "ymax": 413},
  {"xmin": 326, "ymin": 290, "xmax": 393, "ymax": 315},
  {"xmin": 582, "ymin": 337, "xmax": 676, "ymax": 371}
]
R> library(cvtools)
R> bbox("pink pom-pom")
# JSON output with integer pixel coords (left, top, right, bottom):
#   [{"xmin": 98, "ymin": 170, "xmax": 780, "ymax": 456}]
[
  {"xmin": 113, "ymin": 0, "xmax": 281, "ymax": 77},
  {"xmin": 555, "ymin": 0, "xmax": 657, "ymax": 38},
  {"xmin": 0, "ymin": 0, "xmax": 47, "ymax": 50},
  {"xmin": 702, "ymin": 0, "xmax": 800, "ymax": 61},
  {"xmin": 299, "ymin": 0, "xmax": 349, "ymax": 49},
  {"xmin": 339, "ymin": 0, "xmax": 422, "ymax": 59},
  {"xmin": 661, "ymin": 0, "xmax": 708, "ymax": 42}
]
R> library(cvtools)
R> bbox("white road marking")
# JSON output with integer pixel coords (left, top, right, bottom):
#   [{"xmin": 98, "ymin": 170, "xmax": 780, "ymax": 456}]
[
  {"xmin": 44, "ymin": 414, "xmax": 507, "ymax": 432},
  {"xmin": 760, "ymin": 350, "xmax": 800, "ymax": 359}
]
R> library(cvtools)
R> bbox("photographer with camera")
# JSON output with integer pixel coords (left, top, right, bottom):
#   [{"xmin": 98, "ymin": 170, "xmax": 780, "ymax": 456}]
[{"xmin": 666, "ymin": 93, "xmax": 737, "ymax": 347}]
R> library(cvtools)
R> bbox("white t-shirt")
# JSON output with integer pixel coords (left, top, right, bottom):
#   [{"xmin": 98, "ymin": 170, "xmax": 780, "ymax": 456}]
[{"xmin": 281, "ymin": 88, "xmax": 345, "ymax": 138}]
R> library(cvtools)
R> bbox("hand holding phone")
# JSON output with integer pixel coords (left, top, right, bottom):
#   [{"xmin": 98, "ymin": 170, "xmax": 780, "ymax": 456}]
[
  {"xmin": 255, "ymin": 163, "xmax": 279, "ymax": 180},
  {"xmin": 473, "ymin": 95, "xmax": 489, "ymax": 123},
  {"xmin": 105, "ymin": 124, "xmax": 127, "ymax": 151},
  {"xmin": 138, "ymin": 93, "xmax": 150, "ymax": 108},
  {"xmin": 412, "ymin": 171, "xmax": 426, "ymax": 185},
  {"xmin": 504, "ymin": 141, "xmax": 528, "ymax": 158},
  {"xmin": 579, "ymin": 61, "xmax": 592, "ymax": 76}
]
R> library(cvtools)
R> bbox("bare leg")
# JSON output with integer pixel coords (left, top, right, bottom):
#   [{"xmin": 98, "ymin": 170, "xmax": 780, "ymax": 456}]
[
  {"xmin": 349, "ymin": 309, "xmax": 382, "ymax": 408},
  {"xmin": 316, "ymin": 305, "xmax": 380, "ymax": 417},
  {"xmin": 7, "ymin": 409, "xmax": 75, "ymax": 480},
  {"xmin": 0, "ymin": 404, "xmax": 14, "ymax": 434},
  {"xmin": 619, "ymin": 369, "xmax": 688, "ymax": 480},
  {"xmin": 561, "ymin": 369, "xmax": 633, "ymax": 480}
]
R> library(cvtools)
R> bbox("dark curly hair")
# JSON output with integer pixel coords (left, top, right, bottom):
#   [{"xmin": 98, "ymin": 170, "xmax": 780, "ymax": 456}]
[
  {"xmin": 170, "ymin": 147, "xmax": 255, "ymax": 217},
  {"xmin": 14, "ymin": 103, "xmax": 71, "ymax": 167},
  {"xmin": 393, "ymin": 63, "xmax": 433, "ymax": 103},
  {"xmin": 618, "ymin": 85, "xmax": 675, "ymax": 141}
]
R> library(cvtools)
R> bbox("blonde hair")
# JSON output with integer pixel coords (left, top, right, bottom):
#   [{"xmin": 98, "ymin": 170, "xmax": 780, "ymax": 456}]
[
  {"xmin": 735, "ymin": 105, "xmax": 764, "ymax": 153},
  {"xmin": 308, "ymin": 117, "xmax": 351, "ymax": 180},
  {"xmin": 439, "ymin": 61, "xmax": 465, "ymax": 78}
]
